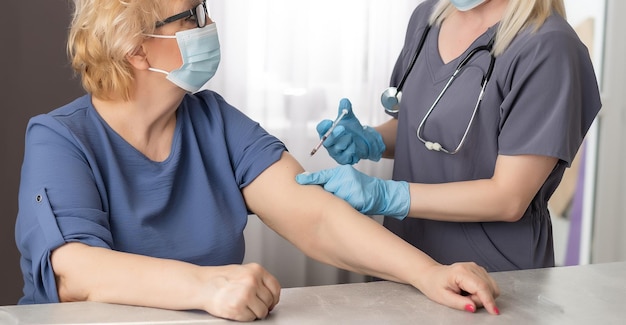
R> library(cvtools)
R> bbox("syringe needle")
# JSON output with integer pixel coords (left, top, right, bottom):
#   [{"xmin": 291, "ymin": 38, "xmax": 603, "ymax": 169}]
[{"xmin": 310, "ymin": 109, "xmax": 348, "ymax": 156}]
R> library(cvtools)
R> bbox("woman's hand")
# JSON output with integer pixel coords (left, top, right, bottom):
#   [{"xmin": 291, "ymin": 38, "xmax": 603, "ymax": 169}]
[
  {"xmin": 416, "ymin": 262, "xmax": 500, "ymax": 315},
  {"xmin": 200, "ymin": 263, "xmax": 281, "ymax": 321}
]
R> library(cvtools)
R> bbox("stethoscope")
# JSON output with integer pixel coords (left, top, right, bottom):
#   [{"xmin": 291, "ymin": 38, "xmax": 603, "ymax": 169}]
[{"xmin": 381, "ymin": 25, "xmax": 496, "ymax": 154}]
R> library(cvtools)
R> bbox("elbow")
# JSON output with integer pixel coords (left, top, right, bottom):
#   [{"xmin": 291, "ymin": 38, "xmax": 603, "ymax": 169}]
[
  {"xmin": 55, "ymin": 271, "xmax": 89, "ymax": 303},
  {"xmin": 52, "ymin": 243, "xmax": 90, "ymax": 303},
  {"xmin": 56, "ymin": 281, "xmax": 83, "ymax": 303},
  {"xmin": 498, "ymin": 199, "xmax": 529, "ymax": 222}
]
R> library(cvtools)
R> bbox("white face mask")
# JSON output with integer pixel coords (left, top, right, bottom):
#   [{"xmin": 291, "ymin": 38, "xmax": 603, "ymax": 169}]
[
  {"xmin": 145, "ymin": 23, "xmax": 221, "ymax": 93},
  {"xmin": 449, "ymin": 0, "xmax": 488, "ymax": 11}
]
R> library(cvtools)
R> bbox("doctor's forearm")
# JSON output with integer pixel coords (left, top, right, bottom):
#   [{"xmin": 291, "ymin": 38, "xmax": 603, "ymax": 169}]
[
  {"xmin": 374, "ymin": 119, "xmax": 398, "ymax": 159},
  {"xmin": 406, "ymin": 180, "xmax": 529, "ymax": 222},
  {"xmin": 404, "ymin": 154, "xmax": 557, "ymax": 222}
]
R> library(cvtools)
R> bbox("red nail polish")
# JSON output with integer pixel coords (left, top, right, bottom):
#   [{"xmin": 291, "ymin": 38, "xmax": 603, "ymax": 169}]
[
  {"xmin": 494, "ymin": 306, "xmax": 500, "ymax": 315},
  {"xmin": 465, "ymin": 304, "xmax": 475, "ymax": 313}
]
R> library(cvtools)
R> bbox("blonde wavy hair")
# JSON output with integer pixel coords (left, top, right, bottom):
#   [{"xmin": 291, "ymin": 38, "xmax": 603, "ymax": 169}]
[
  {"xmin": 429, "ymin": 0, "xmax": 567, "ymax": 56},
  {"xmin": 67, "ymin": 0, "xmax": 167, "ymax": 101}
]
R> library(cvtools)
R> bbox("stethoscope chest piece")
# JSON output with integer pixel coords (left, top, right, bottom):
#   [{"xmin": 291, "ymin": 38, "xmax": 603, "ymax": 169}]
[{"xmin": 381, "ymin": 87, "xmax": 402, "ymax": 114}]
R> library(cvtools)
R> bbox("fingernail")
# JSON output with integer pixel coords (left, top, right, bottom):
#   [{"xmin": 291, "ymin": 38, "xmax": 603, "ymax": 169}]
[
  {"xmin": 465, "ymin": 304, "xmax": 475, "ymax": 313},
  {"xmin": 493, "ymin": 306, "xmax": 500, "ymax": 315}
]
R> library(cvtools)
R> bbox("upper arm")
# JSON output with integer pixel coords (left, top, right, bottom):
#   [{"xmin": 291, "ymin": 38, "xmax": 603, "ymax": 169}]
[
  {"xmin": 499, "ymin": 28, "xmax": 600, "ymax": 166},
  {"xmin": 241, "ymin": 152, "xmax": 359, "ymax": 254},
  {"xmin": 241, "ymin": 152, "xmax": 315, "ymax": 244},
  {"xmin": 18, "ymin": 119, "xmax": 112, "ymax": 247},
  {"xmin": 492, "ymin": 154, "xmax": 559, "ymax": 220},
  {"xmin": 16, "ymin": 119, "xmax": 110, "ymax": 303}
]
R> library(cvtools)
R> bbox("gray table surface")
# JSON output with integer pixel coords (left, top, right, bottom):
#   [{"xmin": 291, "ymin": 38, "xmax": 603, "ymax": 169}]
[{"xmin": 2, "ymin": 261, "xmax": 625, "ymax": 324}]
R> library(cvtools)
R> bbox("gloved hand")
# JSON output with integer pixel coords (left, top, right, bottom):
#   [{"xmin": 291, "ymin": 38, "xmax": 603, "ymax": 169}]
[
  {"xmin": 296, "ymin": 165, "xmax": 410, "ymax": 219},
  {"xmin": 317, "ymin": 98, "xmax": 385, "ymax": 165}
]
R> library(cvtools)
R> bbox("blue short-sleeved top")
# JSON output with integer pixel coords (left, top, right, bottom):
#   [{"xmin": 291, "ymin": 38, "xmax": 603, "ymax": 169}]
[
  {"xmin": 15, "ymin": 91, "xmax": 286, "ymax": 304},
  {"xmin": 383, "ymin": 1, "xmax": 601, "ymax": 271}
]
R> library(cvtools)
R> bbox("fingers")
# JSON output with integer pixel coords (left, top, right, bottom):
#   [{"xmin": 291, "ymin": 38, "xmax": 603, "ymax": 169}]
[
  {"xmin": 438, "ymin": 288, "xmax": 481, "ymax": 314},
  {"xmin": 262, "ymin": 271, "xmax": 281, "ymax": 311},
  {"xmin": 295, "ymin": 169, "xmax": 332, "ymax": 185},
  {"xmin": 442, "ymin": 285, "xmax": 499, "ymax": 316},
  {"xmin": 418, "ymin": 263, "xmax": 500, "ymax": 317},
  {"xmin": 246, "ymin": 268, "xmax": 281, "ymax": 320},
  {"xmin": 338, "ymin": 98, "xmax": 353, "ymax": 117},
  {"xmin": 323, "ymin": 126, "xmax": 360, "ymax": 165},
  {"xmin": 323, "ymin": 125, "xmax": 348, "ymax": 148},
  {"xmin": 246, "ymin": 289, "xmax": 277, "ymax": 320},
  {"xmin": 295, "ymin": 165, "xmax": 350, "ymax": 187},
  {"xmin": 204, "ymin": 264, "xmax": 281, "ymax": 321},
  {"xmin": 451, "ymin": 263, "xmax": 500, "ymax": 315},
  {"xmin": 316, "ymin": 119, "xmax": 333, "ymax": 137},
  {"xmin": 463, "ymin": 277, "xmax": 500, "ymax": 315},
  {"xmin": 318, "ymin": 122, "xmax": 358, "ymax": 165}
]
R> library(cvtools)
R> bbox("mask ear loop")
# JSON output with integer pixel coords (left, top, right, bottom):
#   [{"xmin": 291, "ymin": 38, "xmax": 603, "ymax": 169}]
[
  {"xmin": 381, "ymin": 25, "xmax": 431, "ymax": 114},
  {"xmin": 143, "ymin": 33, "xmax": 178, "ymax": 76}
]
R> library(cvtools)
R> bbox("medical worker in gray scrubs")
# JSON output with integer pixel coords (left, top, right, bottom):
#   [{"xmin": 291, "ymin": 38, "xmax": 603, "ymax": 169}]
[{"xmin": 297, "ymin": 0, "xmax": 601, "ymax": 272}]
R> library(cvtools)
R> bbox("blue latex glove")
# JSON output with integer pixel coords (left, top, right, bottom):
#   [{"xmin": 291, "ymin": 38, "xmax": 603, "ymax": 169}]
[
  {"xmin": 296, "ymin": 165, "xmax": 410, "ymax": 219},
  {"xmin": 317, "ymin": 98, "xmax": 385, "ymax": 165}
]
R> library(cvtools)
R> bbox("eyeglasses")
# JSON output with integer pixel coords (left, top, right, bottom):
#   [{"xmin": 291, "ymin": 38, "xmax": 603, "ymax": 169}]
[{"xmin": 155, "ymin": 1, "xmax": 210, "ymax": 29}]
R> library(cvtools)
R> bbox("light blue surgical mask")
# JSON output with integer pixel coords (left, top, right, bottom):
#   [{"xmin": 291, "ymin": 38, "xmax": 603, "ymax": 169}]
[
  {"xmin": 449, "ymin": 0, "xmax": 487, "ymax": 11},
  {"xmin": 145, "ymin": 23, "xmax": 220, "ymax": 93}
]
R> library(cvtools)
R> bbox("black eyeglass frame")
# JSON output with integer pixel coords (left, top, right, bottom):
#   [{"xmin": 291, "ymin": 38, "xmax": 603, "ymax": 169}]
[{"xmin": 155, "ymin": 1, "xmax": 209, "ymax": 28}]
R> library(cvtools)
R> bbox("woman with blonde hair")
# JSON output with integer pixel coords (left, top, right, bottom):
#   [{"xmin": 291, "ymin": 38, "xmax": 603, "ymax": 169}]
[
  {"xmin": 15, "ymin": 0, "xmax": 500, "ymax": 321},
  {"xmin": 299, "ymin": 0, "xmax": 601, "ymax": 271}
]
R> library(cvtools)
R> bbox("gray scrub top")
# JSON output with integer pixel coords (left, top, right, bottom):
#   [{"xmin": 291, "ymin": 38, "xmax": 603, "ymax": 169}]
[{"xmin": 383, "ymin": 0, "xmax": 601, "ymax": 272}]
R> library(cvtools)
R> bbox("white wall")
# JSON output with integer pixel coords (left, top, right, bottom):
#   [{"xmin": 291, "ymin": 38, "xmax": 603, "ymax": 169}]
[{"xmin": 592, "ymin": 0, "xmax": 626, "ymax": 263}]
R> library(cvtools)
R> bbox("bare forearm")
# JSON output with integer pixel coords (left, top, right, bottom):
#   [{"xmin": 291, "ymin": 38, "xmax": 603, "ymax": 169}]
[
  {"xmin": 52, "ymin": 243, "xmax": 207, "ymax": 310},
  {"xmin": 407, "ymin": 155, "xmax": 558, "ymax": 222},
  {"xmin": 246, "ymin": 153, "xmax": 500, "ymax": 314},
  {"xmin": 245, "ymin": 154, "xmax": 439, "ymax": 287},
  {"xmin": 374, "ymin": 119, "xmax": 398, "ymax": 159},
  {"xmin": 408, "ymin": 179, "xmax": 524, "ymax": 222},
  {"xmin": 308, "ymin": 201, "xmax": 440, "ymax": 286}
]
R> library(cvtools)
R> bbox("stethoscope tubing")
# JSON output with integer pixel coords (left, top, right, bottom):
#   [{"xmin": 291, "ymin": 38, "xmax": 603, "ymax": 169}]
[
  {"xmin": 381, "ymin": 23, "xmax": 496, "ymax": 154},
  {"xmin": 397, "ymin": 25, "xmax": 432, "ymax": 92}
]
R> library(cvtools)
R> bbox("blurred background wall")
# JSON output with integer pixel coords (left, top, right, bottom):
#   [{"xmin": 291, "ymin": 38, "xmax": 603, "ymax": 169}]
[{"xmin": 0, "ymin": 1, "xmax": 83, "ymax": 304}]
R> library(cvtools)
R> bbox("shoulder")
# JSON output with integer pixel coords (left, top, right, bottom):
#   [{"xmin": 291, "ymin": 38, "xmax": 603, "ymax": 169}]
[
  {"xmin": 400, "ymin": 0, "xmax": 438, "ymax": 51},
  {"xmin": 183, "ymin": 90, "xmax": 249, "ymax": 122},
  {"xmin": 504, "ymin": 14, "xmax": 589, "ymax": 63},
  {"xmin": 26, "ymin": 95, "xmax": 93, "ymax": 142},
  {"xmin": 407, "ymin": 0, "xmax": 438, "ymax": 29}
]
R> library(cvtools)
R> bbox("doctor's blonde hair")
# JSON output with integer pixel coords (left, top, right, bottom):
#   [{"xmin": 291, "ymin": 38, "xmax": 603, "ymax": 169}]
[
  {"xmin": 67, "ymin": 0, "xmax": 166, "ymax": 101},
  {"xmin": 429, "ymin": 0, "xmax": 567, "ymax": 57}
]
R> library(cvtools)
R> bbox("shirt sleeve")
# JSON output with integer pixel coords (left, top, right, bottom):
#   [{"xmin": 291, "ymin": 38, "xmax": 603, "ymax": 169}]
[
  {"xmin": 497, "ymin": 26, "xmax": 601, "ymax": 166},
  {"xmin": 15, "ymin": 116, "xmax": 112, "ymax": 304},
  {"xmin": 199, "ymin": 92, "xmax": 286, "ymax": 189}
]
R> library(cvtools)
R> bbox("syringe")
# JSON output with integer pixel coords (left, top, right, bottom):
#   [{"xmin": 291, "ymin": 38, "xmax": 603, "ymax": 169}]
[{"xmin": 310, "ymin": 109, "xmax": 349, "ymax": 156}]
